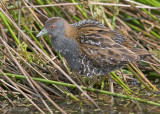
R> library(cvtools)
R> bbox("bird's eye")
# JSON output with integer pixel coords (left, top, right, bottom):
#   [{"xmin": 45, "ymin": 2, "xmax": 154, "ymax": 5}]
[{"xmin": 51, "ymin": 25, "xmax": 55, "ymax": 29}]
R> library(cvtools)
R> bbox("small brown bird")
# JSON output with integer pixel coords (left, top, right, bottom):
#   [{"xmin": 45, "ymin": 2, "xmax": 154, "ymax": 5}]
[{"xmin": 36, "ymin": 17, "xmax": 148, "ymax": 77}]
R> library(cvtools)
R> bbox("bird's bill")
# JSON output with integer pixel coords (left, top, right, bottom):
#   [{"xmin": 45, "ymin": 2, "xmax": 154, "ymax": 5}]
[{"xmin": 36, "ymin": 28, "xmax": 48, "ymax": 37}]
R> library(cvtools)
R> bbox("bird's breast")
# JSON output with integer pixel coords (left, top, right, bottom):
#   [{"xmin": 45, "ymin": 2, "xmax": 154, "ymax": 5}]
[{"xmin": 51, "ymin": 36, "xmax": 81, "ymax": 71}]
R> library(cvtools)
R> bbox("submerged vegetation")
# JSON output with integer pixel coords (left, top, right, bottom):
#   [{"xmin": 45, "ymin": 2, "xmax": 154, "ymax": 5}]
[{"xmin": 0, "ymin": 0, "xmax": 160, "ymax": 113}]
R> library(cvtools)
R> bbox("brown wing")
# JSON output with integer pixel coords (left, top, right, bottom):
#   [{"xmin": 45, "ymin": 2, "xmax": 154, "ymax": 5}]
[{"xmin": 73, "ymin": 24, "xmax": 140, "ymax": 66}]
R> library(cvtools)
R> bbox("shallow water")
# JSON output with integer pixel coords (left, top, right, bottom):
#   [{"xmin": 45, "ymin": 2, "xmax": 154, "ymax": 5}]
[{"xmin": 1, "ymin": 78, "xmax": 160, "ymax": 114}]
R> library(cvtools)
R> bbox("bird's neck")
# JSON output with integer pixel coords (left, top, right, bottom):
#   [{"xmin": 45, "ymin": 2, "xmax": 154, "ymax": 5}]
[
  {"xmin": 50, "ymin": 27, "xmax": 80, "ymax": 71},
  {"xmin": 64, "ymin": 23, "xmax": 77, "ymax": 38},
  {"xmin": 50, "ymin": 21, "xmax": 78, "ymax": 53},
  {"xmin": 50, "ymin": 24, "xmax": 75, "ymax": 53}
]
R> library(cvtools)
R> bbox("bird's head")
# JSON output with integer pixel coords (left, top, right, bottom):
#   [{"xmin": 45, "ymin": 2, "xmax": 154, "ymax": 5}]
[{"xmin": 36, "ymin": 17, "xmax": 68, "ymax": 37}]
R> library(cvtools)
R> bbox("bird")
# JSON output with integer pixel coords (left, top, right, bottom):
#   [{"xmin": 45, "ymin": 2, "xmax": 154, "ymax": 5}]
[{"xmin": 36, "ymin": 17, "xmax": 149, "ymax": 78}]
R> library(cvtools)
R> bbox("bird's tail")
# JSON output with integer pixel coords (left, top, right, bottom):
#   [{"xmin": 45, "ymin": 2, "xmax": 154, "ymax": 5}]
[{"xmin": 132, "ymin": 48, "xmax": 151, "ymax": 59}]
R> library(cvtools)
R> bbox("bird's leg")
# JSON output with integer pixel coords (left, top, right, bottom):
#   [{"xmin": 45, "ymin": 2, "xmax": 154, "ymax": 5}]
[
  {"xmin": 88, "ymin": 76, "xmax": 98, "ymax": 88},
  {"xmin": 108, "ymin": 74, "xmax": 114, "ymax": 93},
  {"xmin": 108, "ymin": 74, "xmax": 114, "ymax": 106},
  {"xmin": 89, "ymin": 75, "xmax": 107, "ymax": 88}
]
